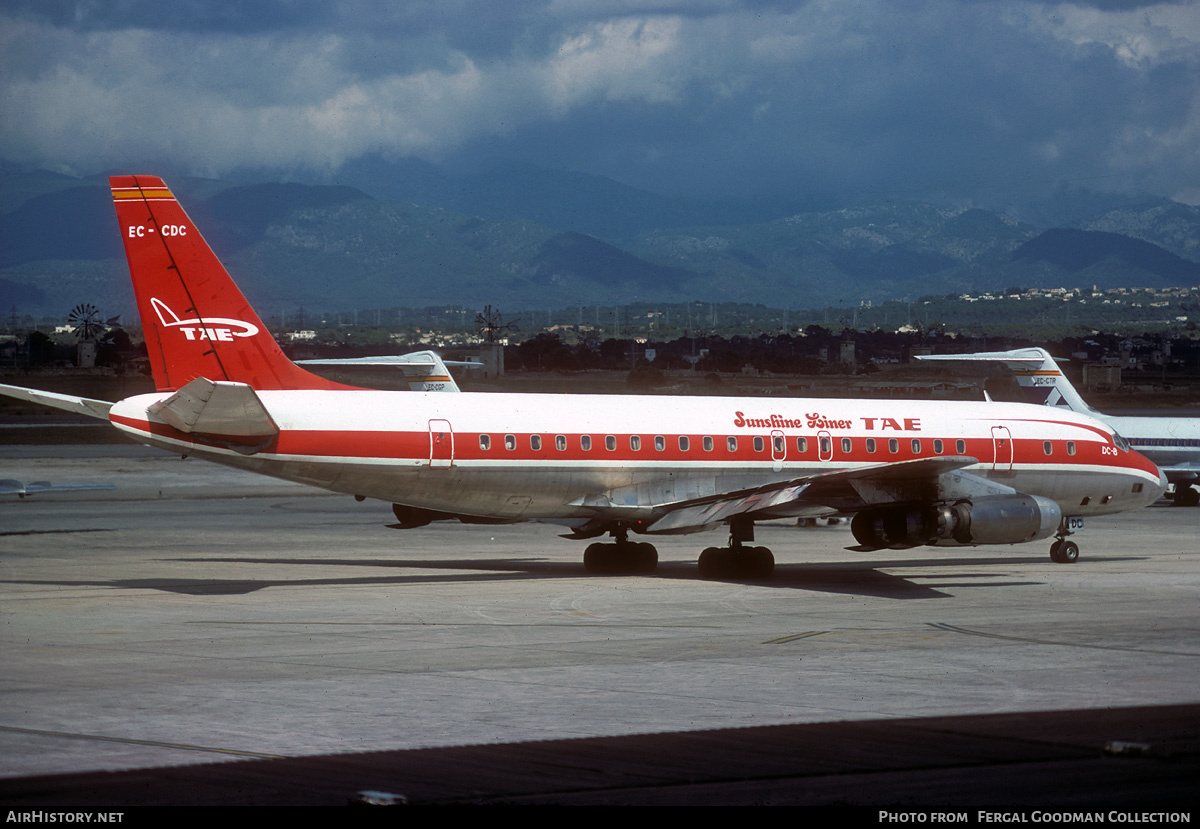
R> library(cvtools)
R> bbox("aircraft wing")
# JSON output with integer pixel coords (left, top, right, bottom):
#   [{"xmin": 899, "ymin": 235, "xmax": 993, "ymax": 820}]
[
  {"xmin": 570, "ymin": 455, "xmax": 1003, "ymax": 535},
  {"xmin": 297, "ymin": 350, "xmax": 470, "ymax": 392},
  {"xmin": 0, "ymin": 383, "xmax": 113, "ymax": 420}
]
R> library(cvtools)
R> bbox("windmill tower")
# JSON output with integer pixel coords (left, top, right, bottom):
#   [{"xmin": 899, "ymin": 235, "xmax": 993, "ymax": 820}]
[
  {"xmin": 475, "ymin": 305, "xmax": 518, "ymax": 379},
  {"xmin": 67, "ymin": 303, "xmax": 105, "ymax": 368}
]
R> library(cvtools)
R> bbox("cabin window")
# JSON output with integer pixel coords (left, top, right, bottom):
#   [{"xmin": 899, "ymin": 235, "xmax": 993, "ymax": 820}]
[
  {"xmin": 819, "ymin": 436, "xmax": 831, "ymax": 454},
  {"xmin": 530, "ymin": 435, "xmax": 542, "ymax": 451},
  {"xmin": 505, "ymin": 434, "xmax": 516, "ymax": 451},
  {"xmin": 655, "ymin": 435, "xmax": 666, "ymax": 451},
  {"xmin": 841, "ymin": 437, "xmax": 852, "ymax": 453},
  {"xmin": 888, "ymin": 439, "xmax": 899, "ymax": 454},
  {"xmin": 797, "ymin": 437, "xmax": 808, "ymax": 453},
  {"xmin": 1067, "ymin": 441, "xmax": 1076, "ymax": 456},
  {"xmin": 727, "ymin": 437, "xmax": 738, "ymax": 452},
  {"xmin": 773, "ymin": 435, "xmax": 784, "ymax": 454},
  {"xmin": 605, "ymin": 435, "xmax": 616, "ymax": 451},
  {"xmin": 679, "ymin": 436, "xmax": 690, "ymax": 452},
  {"xmin": 581, "ymin": 435, "xmax": 592, "ymax": 451},
  {"xmin": 703, "ymin": 436, "xmax": 714, "ymax": 452},
  {"xmin": 1043, "ymin": 441, "xmax": 1053, "ymax": 455},
  {"xmin": 753, "ymin": 436, "xmax": 765, "ymax": 452},
  {"xmin": 866, "ymin": 438, "xmax": 876, "ymax": 453},
  {"xmin": 933, "ymin": 439, "xmax": 944, "ymax": 454},
  {"xmin": 630, "ymin": 435, "xmax": 642, "ymax": 451},
  {"xmin": 956, "ymin": 439, "xmax": 966, "ymax": 454},
  {"xmin": 556, "ymin": 435, "xmax": 567, "ymax": 451},
  {"xmin": 479, "ymin": 434, "xmax": 490, "ymax": 451},
  {"xmin": 911, "ymin": 439, "xmax": 921, "ymax": 454}
]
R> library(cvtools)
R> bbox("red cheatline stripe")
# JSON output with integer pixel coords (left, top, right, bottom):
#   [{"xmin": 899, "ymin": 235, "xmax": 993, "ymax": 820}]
[{"xmin": 108, "ymin": 414, "xmax": 1157, "ymax": 475}]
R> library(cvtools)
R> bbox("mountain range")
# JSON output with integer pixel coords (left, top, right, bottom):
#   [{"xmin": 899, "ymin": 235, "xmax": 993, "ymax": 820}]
[{"xmin": 1, "ymin": 160, "xmax": 1198, "ymax": 320}]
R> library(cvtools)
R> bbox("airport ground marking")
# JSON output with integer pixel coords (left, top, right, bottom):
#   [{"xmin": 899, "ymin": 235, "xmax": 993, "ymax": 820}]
[
  {"xmin": 927, "ymin": 622, "xmax": 1199, "ymax": 657},
  {"xmin": 0, "ymin": 724, "xmax": 285, "ymax": 759},
  {"xmin": 763, "ymin": 631, "xmax": 829, "ymax": 645}
]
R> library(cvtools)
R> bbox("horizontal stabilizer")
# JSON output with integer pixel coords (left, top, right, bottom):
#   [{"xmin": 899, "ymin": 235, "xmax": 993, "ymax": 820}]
[
  {"xmin": 148, "ymin": 377, "xmax": 278, "ymax": 442},
  {"xmin": 0, "ymin": 383, "xmax": 113, "ymax": 420},
  {"xmin": 914, "ymin": 349, "xmax": 1054, "ymax": 366}
]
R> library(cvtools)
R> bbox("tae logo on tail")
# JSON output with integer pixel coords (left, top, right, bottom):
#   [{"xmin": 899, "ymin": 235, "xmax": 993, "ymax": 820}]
[{"xmin": 151, "ymin": 298, "xmax": 259, "ymax": 341}]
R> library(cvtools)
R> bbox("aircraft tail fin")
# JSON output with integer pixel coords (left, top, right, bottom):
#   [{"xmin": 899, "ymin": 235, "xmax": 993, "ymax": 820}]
[
  {"xmin": 915, "ymin": 348, "xmax": 1096, "ymax": 413},
  {"xmin": 110, "ymin": 175, "xmax": 350, "ymax": 392}
]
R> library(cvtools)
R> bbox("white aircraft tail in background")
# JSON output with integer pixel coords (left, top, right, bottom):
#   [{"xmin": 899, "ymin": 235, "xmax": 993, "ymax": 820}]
[
  {"xmin": 298, "ymin": 351, "xmax": 476, "ymax": 392},
  {"xmin": 917, "ymin": 347, "xmax": 1200, "ymax": 506}
]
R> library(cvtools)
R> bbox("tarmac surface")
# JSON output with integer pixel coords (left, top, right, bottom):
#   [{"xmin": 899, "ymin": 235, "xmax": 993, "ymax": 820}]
[{"xmin": 1, "ymin": 444, "xmax": 1198, "ymax": 807}]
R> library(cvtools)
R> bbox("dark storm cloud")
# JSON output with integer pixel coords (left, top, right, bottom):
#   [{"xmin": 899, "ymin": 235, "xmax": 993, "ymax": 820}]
[{"xmin": 1, "ymin": 0, "xmax": 1197, "ymax": 203}]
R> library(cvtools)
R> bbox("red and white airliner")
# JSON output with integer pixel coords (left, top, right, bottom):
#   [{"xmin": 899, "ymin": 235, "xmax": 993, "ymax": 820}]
[{"xmin": 0, "ymin": 176, "xmax": 1167, "ymax": 576}]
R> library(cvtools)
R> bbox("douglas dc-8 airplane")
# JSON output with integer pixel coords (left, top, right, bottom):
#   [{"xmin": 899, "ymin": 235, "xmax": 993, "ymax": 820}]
[{"xmin": 0, "ymin": 176, "xmax": 1167, "ymax": 575}]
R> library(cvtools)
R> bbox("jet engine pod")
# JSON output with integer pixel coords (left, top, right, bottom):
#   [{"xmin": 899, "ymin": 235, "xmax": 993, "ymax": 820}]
[
  {"xmin": 851, "ymin": 495, "xmax": 1063, "ymax": 549},
  {"xmin": 391, "ymin": 503, "xmax": 523, "ymax": 529},
  {"xmin": 850, "ymin": 505, "xmax": 937, "ymax": 549},
  {"xmin": 391, "ymin": 503, "xmax": 441, "ymax": 528},
  {"xmin": 932, "ymin": 494, "xmax": 1063, "ymax": 546}
]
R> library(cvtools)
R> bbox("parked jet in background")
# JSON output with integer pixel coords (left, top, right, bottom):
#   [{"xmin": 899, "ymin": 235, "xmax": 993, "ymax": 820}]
[
  {"xmin": 0, "ymin": 177, "xmax": 1166, "ymax": 575},
  {"xmin": 916, "ymin": 348, "xmax": 1200, "ymax": 506},
  {"xmin": 297, "ymin": 351, "xmax": 475, "ymax": 392}
]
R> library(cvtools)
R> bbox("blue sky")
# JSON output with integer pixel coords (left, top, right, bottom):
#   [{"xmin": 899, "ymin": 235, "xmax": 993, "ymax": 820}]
[{"xmin": 2, "ymin": 0, "xmax": 1198, "ymax": 206}]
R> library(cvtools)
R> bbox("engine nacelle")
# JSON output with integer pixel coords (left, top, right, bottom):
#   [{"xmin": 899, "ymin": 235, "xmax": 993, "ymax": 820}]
[
  {"xmin": 391, "ymin": 503, "xmax": 522, "ymax": 529},
  {"xmin": 851, "ymin": 495, "xmax": 1063, "ymax": 549}
]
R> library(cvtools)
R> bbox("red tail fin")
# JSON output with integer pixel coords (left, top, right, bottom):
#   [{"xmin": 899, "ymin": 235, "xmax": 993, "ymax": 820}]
[{"xmin": 110, "ymin": 175, "xmax": 350, "ymax": 392}]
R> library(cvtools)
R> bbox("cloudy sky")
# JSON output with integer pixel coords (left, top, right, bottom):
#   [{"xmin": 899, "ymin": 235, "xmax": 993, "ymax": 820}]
[{"xmin": 2, "ymin": 0, "xmax": 1198, "ymax": 206}]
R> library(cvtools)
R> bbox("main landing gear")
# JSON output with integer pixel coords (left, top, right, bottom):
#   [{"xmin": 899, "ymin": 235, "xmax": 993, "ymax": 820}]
[
  {"xmin": 580, "ymin": 518, "xmax": 774, "ymax": 579},
  {"xmin": 582, "ymin": 526, "xmax": 658, "ymax": 575},
  {"xmin": 697, "ymin": 518, "xmax": 775, "ymax": 580}
]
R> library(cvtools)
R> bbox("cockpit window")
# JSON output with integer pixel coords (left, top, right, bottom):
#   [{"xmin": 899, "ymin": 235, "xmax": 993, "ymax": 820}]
[{"xmin": 1113, "ymin": 432, "xmax": 1130, "ymax": 452}]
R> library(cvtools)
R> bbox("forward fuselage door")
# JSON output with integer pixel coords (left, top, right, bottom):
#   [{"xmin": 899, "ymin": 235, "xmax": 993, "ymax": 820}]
[
  {"xmin": 991, "ymin": 425, "xmax": 1013, "ymax": 473},
  {"xmin": 428, "ymin": 419, "xmax": 454, "ymax": 469}
]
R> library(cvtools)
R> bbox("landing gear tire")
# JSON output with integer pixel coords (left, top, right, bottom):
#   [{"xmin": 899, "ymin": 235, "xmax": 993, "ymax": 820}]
[
  {"xmin": 697, "ymin": 545, "xmax": 774, "ymax": 580},
  {"xmin": 1173, "ymin": 485, "xmax": 1200, "ymax": 507},
  {"xmin": 584, "ymin": 541, "xmax": 658, "ymax": 575},
  {"xmin": 1050, "ymin": 539, "xmax": 1079, "ymax": 564}
]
